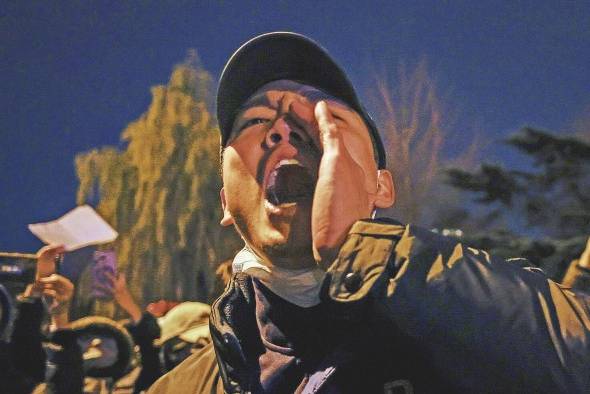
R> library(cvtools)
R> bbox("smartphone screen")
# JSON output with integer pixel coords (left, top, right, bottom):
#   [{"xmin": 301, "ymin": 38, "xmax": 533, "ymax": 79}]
[{"xmin": 91, "ymin": 250, "xmax": 117, "ymax": 299}]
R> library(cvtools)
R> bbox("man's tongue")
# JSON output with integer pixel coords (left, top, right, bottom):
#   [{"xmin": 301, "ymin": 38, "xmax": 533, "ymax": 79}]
[{"xmin": 266, "ymin": 164, "xmax": 315, "ymax": 205}]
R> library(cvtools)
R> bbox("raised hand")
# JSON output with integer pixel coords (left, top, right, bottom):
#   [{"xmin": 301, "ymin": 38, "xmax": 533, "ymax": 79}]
[
  {"xmin": 311, "ymin": 101, "xmax": 376, "ymax": 266},
  {"xmin": 39, "ymin": 274, "xmax": 74, "ymax": 310},
  {"xmin": 578, "ymin": 237, "xmax": 590, "ymax": 269},
  {"xmin": 37, "ymin": 273, "xmax": 74, "ymax": 328},
  {"xmin": 35, "ymin": 244, "xmax": 65, "ymax": 279},
  {"xmin": 105, "ymin": 271, "xmax": 142, "ymax": 322}
]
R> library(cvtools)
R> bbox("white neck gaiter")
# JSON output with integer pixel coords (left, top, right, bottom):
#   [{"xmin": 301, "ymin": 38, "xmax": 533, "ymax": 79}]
[{"xmin": 232, "ymin": 246, "xmax": 325, "ymax": 308}]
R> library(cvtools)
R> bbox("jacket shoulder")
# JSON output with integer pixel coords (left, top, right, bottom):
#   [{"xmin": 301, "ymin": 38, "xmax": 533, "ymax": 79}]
[{"xmin": 147, "ymin": 342, "xmax": 222, "ymax": 394}]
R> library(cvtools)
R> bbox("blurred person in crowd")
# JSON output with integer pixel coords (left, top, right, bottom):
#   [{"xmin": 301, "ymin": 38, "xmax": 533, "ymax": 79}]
[
  {"xmin": 101, "ymin": 271, "xmax": 162, "ymax": 394},
  {"xmin": 0, "ymin": 281, "xmax": 41, "ymax": 394},
  {"xmin": 0, "ymin": 244, "xmax": 84, "ymax": 394},
  {"xmin": 102, "ymin": 272, "xmax": 211, "ymax": 393},
  {"xmin": 148, "ymin": 32, "xmax": 590, "ymax": 393},
  {"xmin": 2, "ymin": 245, "xmax": 134, "ymax": 394},
  {"xmin": 1, "ymin": 283, "xmax": 14, "ymax": 340},
  {"xmin": 146, "ymin": 300, "xmax": 181, "ymax": 319},
  {"xmin": 32, "ymin": 246, "xmax": 84, "ymax": 394},
  {"xmin": 70, "ymin": 314, "xmax": 135, "ymax": 394},
  {"xmin": 154, "ymin": 301, "xmax": 211, "ymax": 372}
]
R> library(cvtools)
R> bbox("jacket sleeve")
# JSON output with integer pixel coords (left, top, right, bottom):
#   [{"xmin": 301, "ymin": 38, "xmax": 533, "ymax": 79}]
[
  {"xmin": 324, "ymin": 219, "xmax": 590, "ymax": 393},
  {"xmin": 126, "ymin": 312, "xmax": 163, "ymax": 393},
  {"xmin": 10, "ymin": 296, "xmax": 46, "ymax": 385},
  {"xmin": 48, "ymin": 329, "xmax": 84, "ymax": 394},
  {"xmin": 1, "ymin": 296, "xmax": 46, "ymax": 394}
]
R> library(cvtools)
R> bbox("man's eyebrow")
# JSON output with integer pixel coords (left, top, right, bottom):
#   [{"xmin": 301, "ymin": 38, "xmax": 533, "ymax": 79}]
[{"xmin": 237, "ymin": 93, "xmax": 273, "ymax": 113}]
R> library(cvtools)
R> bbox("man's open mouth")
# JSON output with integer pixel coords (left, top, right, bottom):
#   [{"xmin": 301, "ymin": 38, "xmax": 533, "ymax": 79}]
[{"xmin": 265, "ymin": 159, "xmax": 315, "ymax": 206}]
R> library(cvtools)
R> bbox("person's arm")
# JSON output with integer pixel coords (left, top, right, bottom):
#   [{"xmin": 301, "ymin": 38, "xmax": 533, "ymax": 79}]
[
  {"xmin": 108, "ymin": 272, "xmax": 143, "ymax": 323},
  {"xmin": 324, "ymin": 220, "xmax": 590, "ymax": 393},
  {"xmin": 26, "ymin": 244, "xmax": 74, "ymax": 329},
  {"xmin": 103, "ymin": 272, "xmax": 163, "ymax": 392},
  {"xmin": 48, "ymin": 329, "xmax": 84, "ymax": 394},
  {"xmin": 9, "ymin": 295, "xmax": 46, "ymax": 387},
  {"xmin": 127, "ymin": 312, "xmax": 163, "ymax": 393},
  {"xmin": 7, "ymin": 244, "xmax": 66, "ymax": 385},
  {"xmin": 562, "ymin": 237, "xmax": 590, "ymax": 291},
  {"xmin": 37, "ymin": 274, "xmax": 74, "ymax": 329}
]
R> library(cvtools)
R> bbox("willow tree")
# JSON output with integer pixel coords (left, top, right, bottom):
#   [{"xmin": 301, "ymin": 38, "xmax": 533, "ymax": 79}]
[{"xmin": 75, "ymin": 56, "xmax": 241, "ymax": 317}]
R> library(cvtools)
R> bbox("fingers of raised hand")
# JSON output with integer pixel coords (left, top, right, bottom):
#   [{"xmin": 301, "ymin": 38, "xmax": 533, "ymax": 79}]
[
  {"xmin": 93, "ymin": 282, "xmax": 113, "ymax": 292},
  {"xmin": 36, "ymin": 245, "xmax": 65, "ymax": 279},
  {"xmin": 39, "ymin": 273, "xmax": 66, "ymax": 285},
  {"xmin": 42, "ymin": 288, "xmax": 58, "ymax": 299},
  {"xmin": 314, "ymin": 101, "xmax": 342, "ymax": 149},
  {"xmin": 103, "ymin": 270, "xmax": 117, "ymax": 285},
  {"xmin": 37, "ymin": 244, "xmax": 65, "ymax": 260},
  {"xmin": 579, "ymin": 236, "xmax": 590, "ymax": 268},
  {"xmin": 29, "ymin": 281, "xmax": 45, "ymax": 294},
  {"xmin": 39, "ymin": 275, "xmax": 74, "ymax": 298}
]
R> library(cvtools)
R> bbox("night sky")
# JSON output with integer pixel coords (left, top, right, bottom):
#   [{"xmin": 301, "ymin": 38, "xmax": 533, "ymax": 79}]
[{"xmin": 1, "ymin": 1, "xmax": 589, "ymax": 252}]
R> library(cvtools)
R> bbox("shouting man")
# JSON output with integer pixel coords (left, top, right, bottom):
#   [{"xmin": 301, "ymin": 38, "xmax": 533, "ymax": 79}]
[{"xmin": 149, "ymin": 32, "xmax": 590, "ymax": 393}]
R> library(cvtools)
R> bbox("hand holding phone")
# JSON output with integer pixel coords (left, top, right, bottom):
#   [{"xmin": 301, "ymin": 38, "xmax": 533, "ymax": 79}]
[{"xmin": 91, "ymin": 250, "xmax": 117, "ymax": 299}]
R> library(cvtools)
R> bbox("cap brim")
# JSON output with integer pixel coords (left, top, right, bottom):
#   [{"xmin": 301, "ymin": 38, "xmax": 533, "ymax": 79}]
[{"xmin": 216, "ymin": 32, "xmax": 386, "ymax": 168}]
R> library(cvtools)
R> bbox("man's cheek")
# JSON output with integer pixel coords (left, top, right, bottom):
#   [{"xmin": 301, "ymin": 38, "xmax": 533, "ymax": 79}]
[
  {"xmin": 227, "ymin": 148, "xmax": 263, "ymax": 180},
  {"xmin": 226, "ymin": 181, "xmax": 262, "ymax": 220}
]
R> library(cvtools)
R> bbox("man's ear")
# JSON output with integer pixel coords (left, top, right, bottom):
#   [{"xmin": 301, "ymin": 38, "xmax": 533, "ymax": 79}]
[
  {"xmin": 374, "ymin": 169, "xmax": 395, "ymax": 209},
  {"xmin": 219, "ymin": 188, "xmax": 234, "ymax": 226}
]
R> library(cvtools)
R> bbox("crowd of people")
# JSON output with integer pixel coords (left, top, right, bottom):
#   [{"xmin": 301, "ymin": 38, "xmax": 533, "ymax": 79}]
[{"xmin": 0, "ymin": 244, "xmax": 215, "ymax": 393}]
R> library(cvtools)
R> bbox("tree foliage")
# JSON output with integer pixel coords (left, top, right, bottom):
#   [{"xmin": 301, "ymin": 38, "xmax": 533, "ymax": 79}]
[
  {"xmin": 371, "ymin": 61, "xmax": 481, "ymax": 225},
  {"xmin": 447, "ymin": 127, "xmax": 590, "ymax": 237},
  {"xmin": 74, "ymin": 56, "xmax": 241, "ymax": 318},
  {"xmin": 445, "ymin": 127, "xmax": 590, "ymax": 277}
]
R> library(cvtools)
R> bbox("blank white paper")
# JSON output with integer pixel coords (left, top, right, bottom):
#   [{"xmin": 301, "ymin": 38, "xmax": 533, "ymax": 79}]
[{"xmin": 28, "ymin": 205, "xmax": 118, "ymax": 251}]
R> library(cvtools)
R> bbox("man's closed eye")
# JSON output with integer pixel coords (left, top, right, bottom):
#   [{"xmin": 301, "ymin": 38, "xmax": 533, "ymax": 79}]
[{"xmin": 240, "ymin": 118, "xmax": 269, "ymax": 131}]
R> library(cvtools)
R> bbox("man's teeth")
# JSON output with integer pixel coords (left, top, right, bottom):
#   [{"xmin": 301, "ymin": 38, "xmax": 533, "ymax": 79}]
[{"xmin": 274, "ymin": 159, "xmax": 301, "ymax": 169}]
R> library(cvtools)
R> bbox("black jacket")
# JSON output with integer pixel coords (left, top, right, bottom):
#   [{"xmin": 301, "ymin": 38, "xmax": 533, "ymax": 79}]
[{"xmin": 149, "ymin": 219, "xmax": 590, "ymax": 393}]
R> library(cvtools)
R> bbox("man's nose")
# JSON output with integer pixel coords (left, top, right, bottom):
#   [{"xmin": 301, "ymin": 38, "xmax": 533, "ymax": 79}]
[{"xmin": 264, "ymin": 118, "xmax": 306, "ymax": 148}]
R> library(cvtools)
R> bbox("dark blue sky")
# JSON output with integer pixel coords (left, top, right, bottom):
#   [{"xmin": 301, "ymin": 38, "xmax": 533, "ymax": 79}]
[{"xmin": 1, "ymin": 1, "xmax": 589, "ymax": 252}]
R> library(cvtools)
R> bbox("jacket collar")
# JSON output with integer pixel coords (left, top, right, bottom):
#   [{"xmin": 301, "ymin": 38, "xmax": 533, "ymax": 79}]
[{"xmin": 209, "ymin": 272, "xmax": 263, "ymax": 393}]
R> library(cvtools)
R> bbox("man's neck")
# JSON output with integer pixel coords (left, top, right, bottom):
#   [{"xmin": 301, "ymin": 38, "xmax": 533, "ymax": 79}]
[{"xmin": 232, "ymin": 246, "xmax": 325, "ymax": 307}]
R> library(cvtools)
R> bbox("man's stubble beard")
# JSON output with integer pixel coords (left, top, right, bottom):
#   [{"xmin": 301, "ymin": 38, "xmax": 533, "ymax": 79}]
[{"xmin": 231, "ymin": 204, "xmax": 316, "ymax": 269}]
